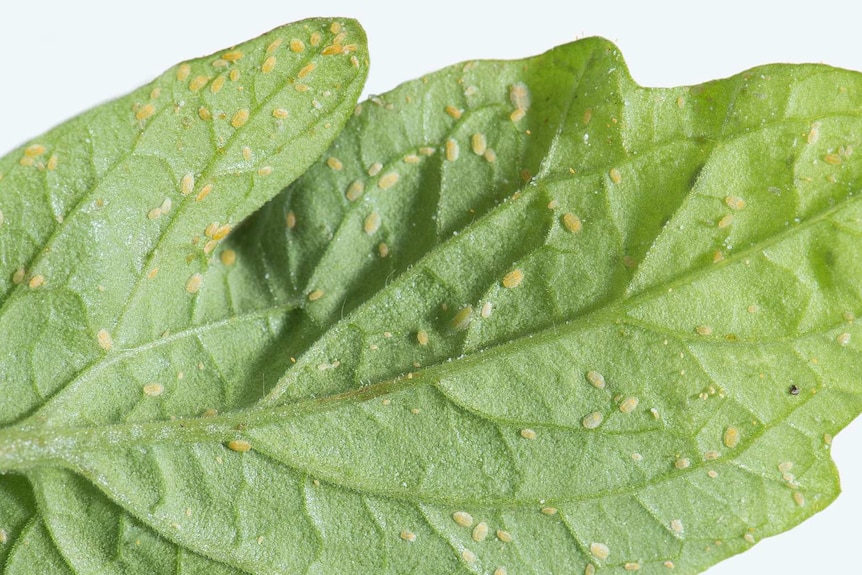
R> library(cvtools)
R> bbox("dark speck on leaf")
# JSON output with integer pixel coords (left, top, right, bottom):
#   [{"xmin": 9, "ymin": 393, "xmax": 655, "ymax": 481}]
[{"xmin": 789, "ymin": 385, "xmax": 800, "ymax": 396}]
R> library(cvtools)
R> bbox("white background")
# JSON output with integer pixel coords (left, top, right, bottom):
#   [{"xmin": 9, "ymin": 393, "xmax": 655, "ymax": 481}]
[{"xmin": 2, "ymin": 1, "xmax": 861, "ymax": 573}]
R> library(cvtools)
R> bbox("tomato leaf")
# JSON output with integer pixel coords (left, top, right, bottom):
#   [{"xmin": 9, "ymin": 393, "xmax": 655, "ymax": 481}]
[
  {"xmin": 0, "ymin": 17, "xmax": 368, "ymax": 572},
  {"xmin": 3, "ymin": 34, "xmax": 862, "ymax": 574}
]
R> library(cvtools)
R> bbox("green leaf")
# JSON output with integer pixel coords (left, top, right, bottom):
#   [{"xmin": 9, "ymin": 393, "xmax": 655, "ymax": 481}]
[
  {"xmin": 3, "ymin": 35, "xmax": 862, "ymax": 574},
  {"xmin": 0, "ymin": 17, "xmax": 368, "ymax": 573}
]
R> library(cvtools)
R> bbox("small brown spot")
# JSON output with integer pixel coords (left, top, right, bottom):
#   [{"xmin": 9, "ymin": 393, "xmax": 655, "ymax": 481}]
[
  {"xmin": 298, "ymin": 62, "xmax": 317, "ymax": 79},
  {"xmin": 210, "ymin": 75, "xmax": 226, "ymax": 94},
  {"xmin": 286, "ymin": 211, "xmax": 297, "ymax": 229},
  {"xmin": 326, "ymin": 156, "xmax": 343, "ymax": 171},
  {"xmin": 824, "ymin": 153, "xmax": 842, "ymax": 166},
  {"xmin": 231, "ymin": 109, "xmax": 250, "ymax": 129},
  {"xmin": 367, "ymin": 162, "xmax": 383, "ymax": 176},
  {"xmin": 262, "ymin": 55, "xmax": 277, "ymax": 74},
  {"xmin": 590, "ymin": 542, "xmax": 610, "ymax": 561},
  {"xmin": 185, "ymin": 273, "xmax": 203, "ymax": 294},
  {"xmin": 321, "ymin": 44, "xmax": 344, "ymax": 56},
  {"xmin": 400, "ymin": 530, "xmax": 416, "ymax": 542},
  {"xmin": 452, "ymin": 306, "xmax": 473, "ymax": 330},
  {"xmin": 290, "ymin": 39, "xmax": 305, "ymax": 52},
  {"xmin": 445, "ymin": 139, "xmax": 460, "ymax": 162},
  {"xmin": 143, "ymin": 382, "xmax": 164, "ymax": 397},
  {"xmin": 582, "ymin": 411, "xmax": 603, "ymax": 429},
  {"xmin": 586, "ymin": 370, "xmax": 606, "ymax": 389},
  {"xmin": 364, "ymin": 212, "xmax": 381, "ymax": 235},
  {"xmin": 471, "ymin": 133, "xmax": 487, "ymax": 155},
  {"xmin": 378, "ymin": 172, "xmax": 400, "ymax": 190},
  {"xmin": 807, "ymin": 122, "xmax": 821, "ymax": 144},
  {"xmin": 563, "ymin": 213, "xmax": 582, "ymax": 233},
  {"xmin": 176, "ymin": 63, "xmax": 191, "ymax": 81},
  {"xmin": 452, "ymin": 511, "xmax": 474, "ymax": 527},
  {"xmin": 227, "ymin": 439, "xmax": 251, "ymax": 452},
  {"xmin": 308, "ymin": 289, "xmax": 324, "ymax": 302},
  {"xmin": 195, "ymin": 184, "xmax": 213, "ymax": 202},
  {"xmin": 135, "ymin": 103, "xmax": 155, "ymax": 121},
  {"xmin": 24, "ymin": 144, "xmax": 46, "ymax": 157},
  {"xmin": 472, "ymin": 522, "xmax": 489, "ymax": 542},
  {"xmin": 97, "ymin": 329, "xmax": 113, "ymax": 351},
  {"xmin": 345, "ymin": 180, "xmax": 364, "ymax": 201},
  {"xmin": 724, "ymin": 195, "xmax": 746, "ymax": 211},
  {"xmin": 502, "ymin": 269, "xmax": 524, "ymax": 289},
  {"xmin": 723, "ymin": 426, "xmax": 740, "ymax": 448},
  {"xmin": 220, "ymin": 249, "xmax": 237, "ymax": 266},
  {"xmin": 266, "ymin": 38, "xmax": 282, "ymax": 53},
  {"xmin": 212, "ymin": 224, "xmax": 232, "ymax": 241},
  {"xmin": 509, "ymin": 82, "xmax": 531, "ymax": 110},
  {"xmin": 189, "ymin": 75, "xmax": 209, "ymax": 92},
  {"xmin": 619, "ymin": 397, "xmax": 639, "ymax": 413}
]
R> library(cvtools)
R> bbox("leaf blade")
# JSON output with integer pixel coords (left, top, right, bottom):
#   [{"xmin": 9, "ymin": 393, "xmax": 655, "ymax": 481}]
[{"xmin": 4, "ymin": 36, "xmax": 862, "ymax": 575}]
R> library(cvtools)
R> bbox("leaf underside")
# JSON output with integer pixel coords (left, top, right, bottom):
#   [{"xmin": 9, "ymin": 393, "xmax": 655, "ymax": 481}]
[{"xmin": 2, "ymin": 28, "xmax": 862, "ymax": 575}]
